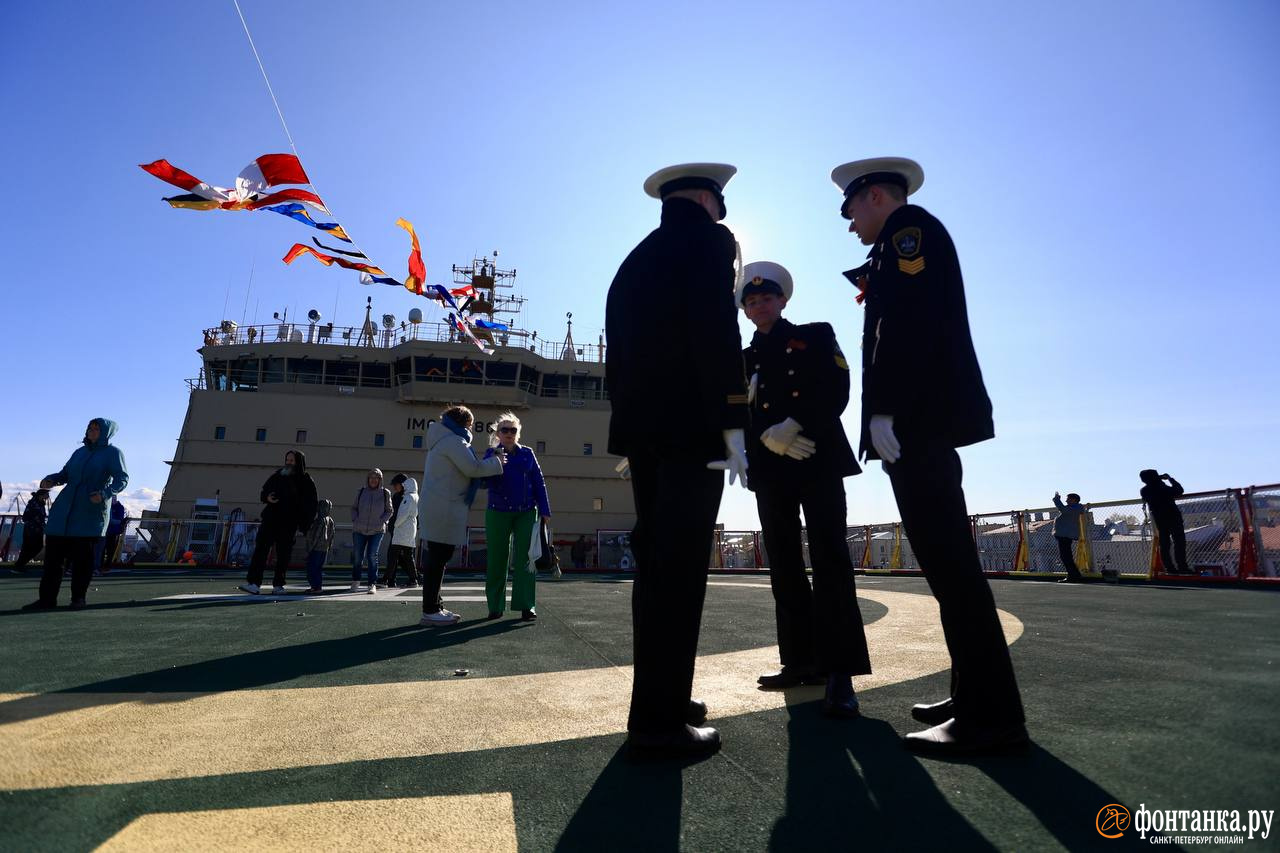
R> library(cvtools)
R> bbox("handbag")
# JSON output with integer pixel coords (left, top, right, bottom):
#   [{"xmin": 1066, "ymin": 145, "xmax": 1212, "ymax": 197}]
[{"xmin": 534, "ymin": 521, "xmax": 554, "ymax": 572}]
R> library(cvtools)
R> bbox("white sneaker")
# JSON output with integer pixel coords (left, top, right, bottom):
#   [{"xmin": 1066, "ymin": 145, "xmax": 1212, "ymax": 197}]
[
  {"xmin": 349, "ymin": 582, "xmax": 360, "ymax": 592},
  {"xmin": 367, "ymin": 584, "xmax": 377, "ymax": 594},
  {"xmin": 238, "ymin": 583, "xmax": 260, "ymax": 595},
  {"xmin": 419, "ymin": 609, "xmax": 461, "ymax": 625},
  {"xmin": 272, "ymin": 586, "xmax": 286, "ymax": 595}
]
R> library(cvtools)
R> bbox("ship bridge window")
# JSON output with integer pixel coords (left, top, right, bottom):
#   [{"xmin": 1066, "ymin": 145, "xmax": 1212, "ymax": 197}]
[
  {"xmin": 571, "ymin": 375, "xmax": 603, "ymax": 400},
  {"xmin": 287, "ymin": 358, "xmax": 323, "ymax": 384},
  {"xmin": 361, "ymin": 362, "xmax": 391, "ymax": 388},
  {"xmin": 206, "ymin": 360, "xmax": 229, "ymax": 391},
  {"xmin": 395, "ymin": 357, "xmax": 412, "ymax": 385},
  {"xmin": 450, "ymin": 358, "xmax": 484, "ymax": 385},
  {"xmin": 519, "ymin": 365, "xmax": 541, "ymax": 395},
  {"xmin": 229, "ymin": 358, "xmax": 260, "ymax": 392},
  {"xmin": 541, "ymin": 373, "xmax": 570, "ymax": 398},
  {"xmin": 323, "ymin": 359, "xmax": 360, "ymax": 385},
  {"xmin": 415, "ymin": 356, "xmax": 447, "ymax": 382},
  {"xmin": 262, "ymin": 357, "xmax": 286, "ymax": 384},
  {"xmin": 485, "ymin": 361, "xmax": 518, "ymax": 386}
]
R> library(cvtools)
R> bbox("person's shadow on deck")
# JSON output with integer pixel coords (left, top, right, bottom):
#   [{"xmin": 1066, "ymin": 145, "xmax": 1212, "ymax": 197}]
[
  {"xmin": 0, "ymin": 616, "xmax": 524, "ymax": 725},
  {"xmin": 772, "ymin": 695, "xmax": 1164, "ymax": 851}
]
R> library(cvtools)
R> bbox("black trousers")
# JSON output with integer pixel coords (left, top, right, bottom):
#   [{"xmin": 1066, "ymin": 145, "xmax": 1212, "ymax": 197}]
[
  {"xmin": 38, "ymin": 535, "xmax": 96, "ymax": 604},
  {"xmin": 1055, "ymin": 536, "xmax": 1082, "ymax": 578},
  {"xmin": 755, "ymin": 474, "xmax": 871, "ymax": 676},
  {"xmin": 102, "ymin": 533, "xmax": 122, "ymax": 567},
  {"xmin": 1155, "ymin": 516, "xmax": 1191, "ymax": 573},
  {"xmin": 626, "ymin": 446, "xmax": 724, "ymax": 734},
  {"xmin": 246, "ymin": 523, "xmax": 296, "ymax": 587},
  {"xmin": 384, "ymin": 545, "xmax": 418, "ymax": 585},
  {"xmin": 13, "ymin": 533, "xmax": 44, "ymax": 569},
  {"xmin": 421, "ymin": 541, "xmax": 455, "ymax": 613},
  {"xmin": 886, "ymin": 440, "xmax": 1024, "ymax": 727}
]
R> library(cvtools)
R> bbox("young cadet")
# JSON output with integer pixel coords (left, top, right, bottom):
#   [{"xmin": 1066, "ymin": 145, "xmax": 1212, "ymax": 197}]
[
  {"xmin": 831, "ymin": 156, "xmax": 1026, "ymax": 755},
  {"xmin": 739, "ymin": 261, "xmax": 871, "ymax": 718},
  {"xmin": 606, "ymin": 162, "xmax": 750, "ymax": 760}
]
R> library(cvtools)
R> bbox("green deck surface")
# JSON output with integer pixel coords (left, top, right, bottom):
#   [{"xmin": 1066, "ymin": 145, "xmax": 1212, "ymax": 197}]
[{"xmin": 1, "ymin": 570, "xmax": 1277, "ymax": 851}]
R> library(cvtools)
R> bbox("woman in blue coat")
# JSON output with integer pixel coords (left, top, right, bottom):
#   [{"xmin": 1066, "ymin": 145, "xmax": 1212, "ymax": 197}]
[
  {"xmin": 24, "ymin": 418, "xmax": 129, "ymax": 610},
  {"xmin": 481, "ymin": 412, "xmax": 551, "ymax": 621}
]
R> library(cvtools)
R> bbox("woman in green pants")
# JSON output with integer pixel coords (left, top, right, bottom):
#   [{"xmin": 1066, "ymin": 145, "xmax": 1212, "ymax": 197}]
[{"xmin": 481, "ymin": 412, "xmax": 552, "ymax": 621}]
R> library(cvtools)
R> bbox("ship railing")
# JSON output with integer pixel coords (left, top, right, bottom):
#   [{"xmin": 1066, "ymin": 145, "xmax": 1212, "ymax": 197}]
[
  {"xmin": 4, "ymin": 482, "xmax": 1275, "ymax": 579},
  {"xmin": 202, "ymin": 321, "xmax": 604, "ymax": 363}
]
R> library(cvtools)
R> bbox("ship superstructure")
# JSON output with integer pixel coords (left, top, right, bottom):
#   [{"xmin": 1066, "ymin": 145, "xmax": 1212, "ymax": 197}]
[{"xmin": 159, "ymin": 256, "xmax": 632, "ymax": 553}]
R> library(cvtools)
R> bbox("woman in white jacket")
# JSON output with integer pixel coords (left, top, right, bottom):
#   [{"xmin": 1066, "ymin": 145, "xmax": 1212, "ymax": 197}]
[
  {"xmin": 417, "ymin": 406, "xmax": 504, "ymax": 625},
  {"xmin": 384, "ymin": 475, "xmax": 419, "ymax": 587}
]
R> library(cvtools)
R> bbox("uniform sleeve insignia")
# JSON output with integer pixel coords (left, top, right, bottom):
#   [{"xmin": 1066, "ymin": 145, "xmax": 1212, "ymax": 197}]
[
  {"xmin": 898, "ymin": 257, "xmax": 926, "ymax": 275},
  {"xmin": 727, "ymin": 393, "xmax": 749, "ymax": 405},
  {"xmin": 893, "ymin": 227, "xmax": 922, "ymax": 258},
  {"xmin": 786, "ymin": 338, "xmax": 808, "ymax": 350}
]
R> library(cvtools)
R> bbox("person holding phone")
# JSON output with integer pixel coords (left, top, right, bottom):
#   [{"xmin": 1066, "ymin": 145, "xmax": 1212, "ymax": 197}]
[{"xmin": 481, "ymin": 412, "xmax": 551, "ymax": 621}]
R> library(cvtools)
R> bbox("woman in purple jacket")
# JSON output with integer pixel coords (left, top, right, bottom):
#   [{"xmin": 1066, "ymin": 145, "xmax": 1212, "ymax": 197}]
[{"xmin": 481, "ymin": 412, "xmax": 551, "ymax": 621}]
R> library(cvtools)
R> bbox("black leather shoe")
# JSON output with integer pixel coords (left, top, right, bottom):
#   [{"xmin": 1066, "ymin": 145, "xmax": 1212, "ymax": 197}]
[
  {"xmin": 1058, "ymin": 576, "xmax": 1084, "ymax": 583},
  {"xmin": 687, "ymin": 699, "xmax": 708, "ymax": 726},
  {"xmin": 821, "ymin": 676, "xmax": 861, "ymax": 719},
  {"xmin": 486, "ymin": 612, "xmax": 501, "ymax": 620},
  {"xmin": 521, "ymin": 609, "xmax": 537, "ymax": 621},
  {"xmin": 757, "ymin": 666, "xmax": 824, "ymax": 689},
  {"xmin": 21, "ymin": 600, "xmax": 56, "ymax": 611},
  {"xmin": 911, "ymin": 698, "xmax": 955, "ymax": 725},
  {"xmin": 627, "ymin": 725, "xmax": 721, "ymax": 761},
  {"xmin": 69, "ymin": 599, "xmax": 87, "ymax": 611},
  {"xmin": 903, "ymin": 719, "xmax": 1029, "ymax": 756}
]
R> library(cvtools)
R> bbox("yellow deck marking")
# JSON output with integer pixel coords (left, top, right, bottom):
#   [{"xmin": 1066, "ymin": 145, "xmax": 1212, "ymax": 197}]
[
  {"xmin": 0, "ymin": 589, "xmax": 1021, "ymax": 790},
  {"xmin": 94, "ymin": 793, "xmax": 517, "ymax": 853}
]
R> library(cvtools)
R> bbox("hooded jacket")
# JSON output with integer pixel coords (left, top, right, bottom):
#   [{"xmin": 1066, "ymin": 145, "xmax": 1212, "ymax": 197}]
[
  {"xmin": 258, "ymin": 449, "xmax": 318, "ymax": 533},
  {"xmin": 419, "ymin": 419, "xmax": 504, "ymax": 545},
  {"xmin": 44, "ymin": 418, "xmax": 130, "ymax": 538},
  {"xmin": 390, "ymin": 478, "xmax": 419, "ymax": 548},
  {"xmin": 351, "ymin": 468, "xmax": 393, "ymax": 535},
  {"xmin": 305, "ymin": 499, "xmax": 336, "ymax": 553}
]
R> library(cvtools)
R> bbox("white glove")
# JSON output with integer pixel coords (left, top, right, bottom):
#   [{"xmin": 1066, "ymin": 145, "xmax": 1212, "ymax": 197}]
[
  {"xmin": 615, "ymin": 458, "xmax": 631, "ymax": 480},
  {"xmin": 760, "ymin": 417, "xmax": 817, "ymax": 460},
  {"xmin": 747, "ymin": 372, "xmax": 759, "ymax": 405},
  {"xmin": 869, "ymin": 414, "xmax": 901, "ymax": 463},
  {"xmin": 707, "ymin": 428, "xmax": 749, "ymax": 487}
]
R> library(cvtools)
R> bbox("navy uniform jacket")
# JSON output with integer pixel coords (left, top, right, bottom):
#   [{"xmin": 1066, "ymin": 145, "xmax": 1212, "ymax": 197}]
[
  {"xmin": 848, "ymin": 204, "xmax": 994, "ymax": 460},
  {"xmin": 743, "ymin": 318, "xmax": 860, "ymax": 489},
  {"xmin": 606, "ymin": 198, "xmax": 749, "ymax": 461}
]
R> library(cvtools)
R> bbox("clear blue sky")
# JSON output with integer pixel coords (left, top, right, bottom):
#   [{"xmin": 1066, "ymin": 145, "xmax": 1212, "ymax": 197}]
[{"xmin": 1, "ymin": 1, "xmax": 1277, "ymax": 527}]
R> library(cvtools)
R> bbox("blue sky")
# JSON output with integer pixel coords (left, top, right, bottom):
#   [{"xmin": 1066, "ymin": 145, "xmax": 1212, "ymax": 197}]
[{"xmin": 1, "ymin": 1, "xmax": 1277, "ymax": 527}]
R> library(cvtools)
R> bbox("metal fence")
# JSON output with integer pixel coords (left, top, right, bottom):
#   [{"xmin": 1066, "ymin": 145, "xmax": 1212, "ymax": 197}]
[{"xmin": 4, "ymin": 482, "xmax": 1277, "ymax": 579}]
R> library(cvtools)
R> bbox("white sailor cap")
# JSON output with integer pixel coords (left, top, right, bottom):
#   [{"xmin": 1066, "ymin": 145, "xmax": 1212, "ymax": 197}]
[
  {"xmin": 643, "ymin": 163, "xmax": 737, "ymax": 199},
  {"xmin": 830, "ymin": 157, "xmax": 924, "ymax": 219},
  {"xmin": 736, "ymin": 261, "xmax": 793, "ymax": 307}
]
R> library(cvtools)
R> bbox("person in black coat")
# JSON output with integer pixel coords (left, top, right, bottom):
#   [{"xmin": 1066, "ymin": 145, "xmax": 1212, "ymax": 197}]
[
  {"xmin": 1140, "ymin": 469, "xmax": 1192, "ymax": 574},
  {"xmin": 832, "ymin": 156, "xmax": 1026, "ymax": 756},
  {"xmin": 739, "ymin": 261, "xmax": 871, "ymax": 718},
  {"xmin": 13, "ymin": 490, "xmax": 50, "ymax": 569},
  {"xmin": 606, "ymin": 162, "xmax": 750, "ymax": 760},
  {"xmin": 239, "ymin": 449, "xmax": 317, "ymax": 595}
]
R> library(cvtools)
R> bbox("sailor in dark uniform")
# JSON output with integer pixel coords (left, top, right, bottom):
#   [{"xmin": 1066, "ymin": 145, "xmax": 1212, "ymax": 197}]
[
  {"xmin": 606, "ymin": 163, "xmax": 751, "ymax": 759},
  {"xmin": 739, "ymin": 261, "xmax": 872, "ymax": 718},
  {"xmin": 831, "ymin": 156, "xmax": 1027, "ymax": 755}
]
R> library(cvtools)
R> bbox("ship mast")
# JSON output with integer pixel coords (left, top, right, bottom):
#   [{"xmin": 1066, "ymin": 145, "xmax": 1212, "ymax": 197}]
[{"xmin": 450, "ymin": 251, "xmax": 529, "ymax": 347}]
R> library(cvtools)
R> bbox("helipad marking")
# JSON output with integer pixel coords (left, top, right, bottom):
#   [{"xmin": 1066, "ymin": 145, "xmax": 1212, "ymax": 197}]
[
  {"xmin": 94, "ymin": 793, "xmax": 517, "ymax": 853},
  {"xmin": 0, "ymin": 588, "xmax": 1022, "ymax": 790}
]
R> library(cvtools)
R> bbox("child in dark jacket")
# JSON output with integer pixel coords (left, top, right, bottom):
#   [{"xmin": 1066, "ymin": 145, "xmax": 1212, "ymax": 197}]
[{"xmin": 305, "ymin": 499, "xmax": 335, "ymax": 593}]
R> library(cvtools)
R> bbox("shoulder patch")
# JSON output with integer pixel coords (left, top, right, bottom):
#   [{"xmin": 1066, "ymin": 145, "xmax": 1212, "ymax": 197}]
[
  {"xmin": 833, "ymin": 343, "xmax": 849, "ymax": 371},
  {"xmin": 893, "ymin": 227, "xmax": 922, "ymax": 258}
]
